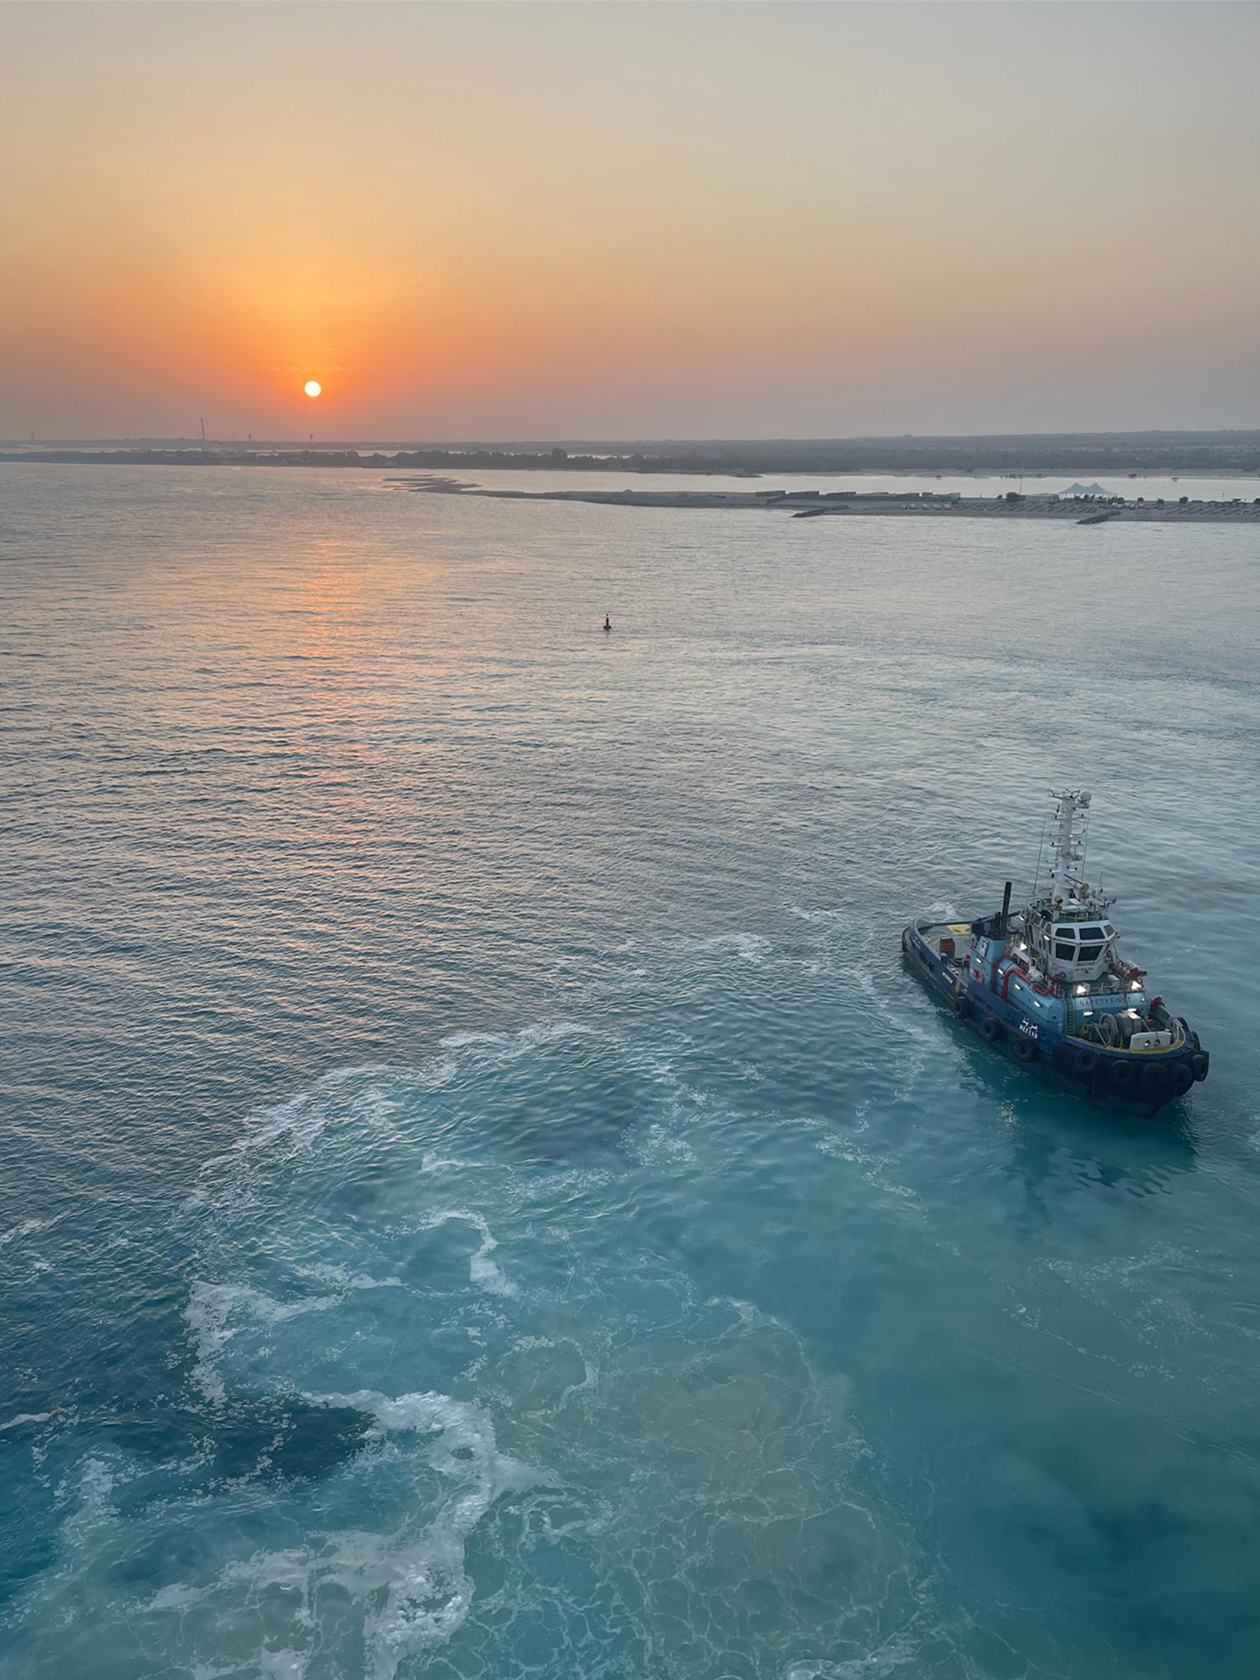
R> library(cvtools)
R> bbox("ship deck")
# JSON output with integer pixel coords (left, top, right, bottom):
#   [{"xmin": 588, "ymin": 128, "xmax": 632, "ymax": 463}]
[{"xmin": 914, "ymin": 919, "xmax": 973, "ymax": 972}]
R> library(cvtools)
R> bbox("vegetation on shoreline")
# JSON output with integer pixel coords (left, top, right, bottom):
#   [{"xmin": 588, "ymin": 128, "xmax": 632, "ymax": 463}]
[{"xmin": 4, "ymin": 430, "xmax": 1259, "ymax": 477}]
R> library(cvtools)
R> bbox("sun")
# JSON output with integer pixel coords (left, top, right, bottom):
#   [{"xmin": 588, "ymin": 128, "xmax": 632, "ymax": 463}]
[{"xmin": 303, "ymin": 379, "xmax": 322, "ymax": 398}]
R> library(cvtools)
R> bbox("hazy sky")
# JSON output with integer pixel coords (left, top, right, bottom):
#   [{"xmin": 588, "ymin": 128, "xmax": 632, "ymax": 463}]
[{"xmin": 2, "ymin": 1, "xmax": 1257, "ymax": 439}]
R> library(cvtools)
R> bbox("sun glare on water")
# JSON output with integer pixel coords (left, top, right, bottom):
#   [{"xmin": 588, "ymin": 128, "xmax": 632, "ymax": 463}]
[{"xmin": 303, "ymin": 380, "xmax": 322, "ymax": 398}]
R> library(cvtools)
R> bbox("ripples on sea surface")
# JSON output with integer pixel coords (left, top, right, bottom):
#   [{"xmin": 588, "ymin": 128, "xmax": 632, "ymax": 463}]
[{"xmin": 1, "ymin": 463, "xmax": 1259, "ymax": 1680}]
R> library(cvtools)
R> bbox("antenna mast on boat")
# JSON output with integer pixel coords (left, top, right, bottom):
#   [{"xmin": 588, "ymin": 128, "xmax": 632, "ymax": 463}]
[{"xmin": 1048, "ymin": 789, "xmax": 1091, "ymax": 905}]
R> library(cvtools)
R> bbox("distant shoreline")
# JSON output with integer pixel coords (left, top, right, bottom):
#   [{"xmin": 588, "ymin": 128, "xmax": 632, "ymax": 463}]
[
  {"xmin": 396, "ymin": 476, "xmax": 1260, "ymax": 525},
  {"xmin": 4, "ymin": 452, "xmax": 1257, "ymax": 522},
  {"xmin": 2, "ymin": 427, "xmax": 1260, "ymax": 479}
]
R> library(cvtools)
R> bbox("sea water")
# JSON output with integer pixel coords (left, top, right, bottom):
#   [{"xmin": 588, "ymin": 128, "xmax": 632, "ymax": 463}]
[{"xmin": 1, "ymin": 463, "xmax": 1259, "ymax": 1680}]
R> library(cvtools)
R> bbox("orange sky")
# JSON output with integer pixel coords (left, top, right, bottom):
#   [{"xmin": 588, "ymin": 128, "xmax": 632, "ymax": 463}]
[{"xmin": 2, "ymin": 1, "xmax": 1258, "ymax": 439}]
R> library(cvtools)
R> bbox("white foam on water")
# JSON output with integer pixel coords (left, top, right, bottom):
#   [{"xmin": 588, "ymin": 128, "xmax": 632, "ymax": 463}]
[
  {"xmin": 787, "ymin": 905, "xmax": 850, "ymax": 925},
  {"xmin": 259, "ymin": 1651, "xmax": 307, "ymax": 1680},
  {"xmin": 421, "ymin": 1211, "xmax": 517, "ymax": 1298},
  {"xmin": 187, "ymin": 1024, "xmax": 598, "ymax": 1200},
  {"xmin": 61, "ymin": 1455, "xmax": 119, "ymax": 1524},
  {"xmin": 29, "ymin": 1392, "xmax": 536, "ymax": 1678},
  {"xmin": 148, "ymin": 1582, "xmax": 204, "ymax": 1611},
  {"xmin": 156, "ymin": 1022, "xmax": 951, "ymax": 1676},
  {"xmin": 236, "ymin": 1063, "xmax": 418, "ymax": 1161},
  {"xmin": 784, "ymin": 1631, "xmax": 928, "ymax": 1680},
  {"xmin": 1039, "ymin": 1243, "xmax": 1224, "ymax": 1365},
  {"xmin": 419, "ymin": 1151, "xmax": 470, "ymax": 1174},
  {"xmin": 1, "ymin": 1411, "xmax": 54, "ymax": 1430},
  {"xmin": 218, "ymin": 1388, "xmax": 534, "ymax": 1680},
  {"xmin": 847, "ymin": 964, "xmax": 942, "ymax": 1109},
  {"xmin": 0, "ymin": 1216, "xmax": 46, "ymax": 1248},
  {"xmin": 633, "ymin": 1122, "xmax": 698, "ymax": 1168},
  {"xmin": 201, "ymin": 1055, "xmax": 460, "ymax": 1180},
  {"xmin": 182, "ymin": 1021, "xmax": 610, "ymax": 1224},
  {"xmin": 722, "ymin": 1295, "xmax": 776, "ymax": 1331},
  {"xmin": 295, "ymin": 1263, "xmax": 403, "ymax": 1292},
  {"xmin": 809, "ymin": 1097, "xmax": 922, "ymax": 1210},
  {"xmin": 439, "ymin": 1020, "xmax": 592, "ymax": 1055},
  {"xmin": 521, "ymin": 1020, "xmax": 592, "ymax": 1043},
  {"xmin": 507, "ymin": 1336, "xmax": 599, "ymax": 1402},
  {"xmin": 850, "ymin": 965, "xmax": 935, "ymax": 1048},
  {"xmin": 679, "ymin": 931, "xmax": 772, "ymax": 965},
  {"xmin": 787, "ymin": 903, "xmax": 858, "ymax": 977},
  {"xmin": 185, "ymin": 1282, "xmax": 341, "ymax": 1404}
]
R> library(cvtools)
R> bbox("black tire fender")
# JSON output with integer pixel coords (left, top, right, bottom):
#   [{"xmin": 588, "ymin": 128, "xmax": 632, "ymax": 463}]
[
  {"xmin": 1169, "ymin": 1063, "xmax": 1194, "ymax": 1099},
  {"xmin": 1108, "ymin": 1058, "xmax": 1135, "ymax": 1090},
  {"xmin": 952, "ymin": 994, "xmax": 968, "ymax": 1018},
  {"xmin": 980, "ymin": 1017, "xmax": 1001, "ymax": 1044},
  {"xmin": 1052, "ymin": 1042, "xmax": 1077, "ymax": 1075},
  {"xmin": 1191, "ymin": 1051, "xmax": 1209, "ymax": 1083},
  {"xmin": 1073, "ymin": 1048, "xmax": 1099, "ymax": 1080},
  {"xmin": 1140, "ymin": 1060, "xmax": 1169, "ymax": 1097},
  {"xmin": 1015, "ymin": 1039, "xmax": 1037, "ymax": 1064}
]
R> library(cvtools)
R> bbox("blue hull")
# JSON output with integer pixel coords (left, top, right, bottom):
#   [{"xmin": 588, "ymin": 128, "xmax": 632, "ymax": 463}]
[{"xmin": 901, "ymin": 923, "xmax": 1204, "ymax": 1117}]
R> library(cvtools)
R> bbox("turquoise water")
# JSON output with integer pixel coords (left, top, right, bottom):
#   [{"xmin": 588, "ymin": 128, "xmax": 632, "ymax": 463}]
[{"xmin": 2, "ymin": 463, "xmax": 1259, "ymax": 1680}]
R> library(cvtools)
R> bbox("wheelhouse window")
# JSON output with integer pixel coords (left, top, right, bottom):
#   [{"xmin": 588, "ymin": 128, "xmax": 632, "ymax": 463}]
[
  {"xmin": 1079, "ymin": 945, "xmax": 1103, "ymax": 961},
  {"xmin": 1080, "ymin": 927, "xmax": 1106, "ymax": 941},
  {"xmin": 1055, "ymin": 943, "xmax": 1076, "ymax": 959}
]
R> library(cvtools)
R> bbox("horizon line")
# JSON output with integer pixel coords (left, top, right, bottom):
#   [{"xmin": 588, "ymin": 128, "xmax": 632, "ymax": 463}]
[{"xmin": 5, "ymin": 426, "xmax": 1260, "ymax": 449}]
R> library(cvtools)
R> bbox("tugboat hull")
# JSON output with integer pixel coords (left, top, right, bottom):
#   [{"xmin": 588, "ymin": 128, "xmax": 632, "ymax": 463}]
[{"xmin": 901, "ymin": 921, "xmax": 1207, "ymax": 1117}]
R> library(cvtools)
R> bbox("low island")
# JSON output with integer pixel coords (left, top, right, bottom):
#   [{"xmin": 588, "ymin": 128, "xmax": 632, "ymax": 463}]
[{"xmin": 394, "ymin": 476, "xmax": 1260, "ymax": 525}]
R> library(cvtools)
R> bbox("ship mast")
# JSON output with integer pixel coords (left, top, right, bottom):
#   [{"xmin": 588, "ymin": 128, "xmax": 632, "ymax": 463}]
[
  {"xmin": 1047, "ymin": 789, "xmax": 1091, "ymax": 907},
  {"xmin": 1022, "ymin": 790, "xmax": 1118, "ymax": 986}
]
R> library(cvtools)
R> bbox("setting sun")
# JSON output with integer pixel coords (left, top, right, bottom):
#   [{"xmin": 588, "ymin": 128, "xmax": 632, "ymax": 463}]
[{"xmin": 303, "ymin": 380, "xmax": 322, "ymax": 398}]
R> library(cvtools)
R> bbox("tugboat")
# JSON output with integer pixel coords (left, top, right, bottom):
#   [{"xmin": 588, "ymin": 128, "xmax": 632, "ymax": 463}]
[{"xmin": 902, "ymin": 790, "xmax": 1209, "ymax": 1114}]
